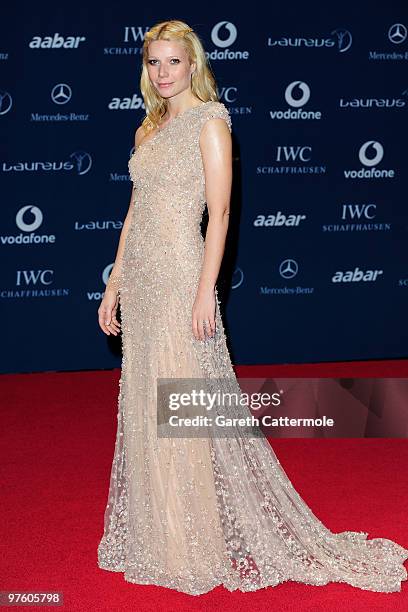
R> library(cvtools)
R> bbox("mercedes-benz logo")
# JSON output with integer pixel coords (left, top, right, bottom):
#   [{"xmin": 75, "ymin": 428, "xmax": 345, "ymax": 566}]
[
  {"xmin": 0, "ymin": 90, "xmax": 13, "ymax": 115},
  {"xmin": 388, "ymin": 23, "xmax": 407, "ymax": 45},
  {"xmin": 51, "ymin": 83, "xmax": 72, "ymax": 105},
  {"xmin": 279, "ymin": 259, "xmax": 298, "ymax": 279}
]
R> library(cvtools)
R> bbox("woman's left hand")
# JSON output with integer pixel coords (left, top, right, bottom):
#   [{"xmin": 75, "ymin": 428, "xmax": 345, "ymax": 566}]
[{"xmin": 192, "ymin": 287, "xmax": 216, "ymax": 341}]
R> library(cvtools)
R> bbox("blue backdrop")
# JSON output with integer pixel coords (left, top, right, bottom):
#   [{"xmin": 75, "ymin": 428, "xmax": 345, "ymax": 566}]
[{"xmin": 1, "ymin": 3, "xmax": 407, "ymax": 374}]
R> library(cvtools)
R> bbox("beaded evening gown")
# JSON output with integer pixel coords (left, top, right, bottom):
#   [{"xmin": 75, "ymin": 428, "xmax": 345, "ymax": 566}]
[{"xmin": 97, "ymin": 100, "xmax": 408, "ymax": 595}]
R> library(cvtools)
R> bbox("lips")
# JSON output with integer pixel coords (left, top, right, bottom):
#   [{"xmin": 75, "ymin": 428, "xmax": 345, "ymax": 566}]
[{"xmin": 158, "ymin": 82, "xmax": 173, "ymax": 88}]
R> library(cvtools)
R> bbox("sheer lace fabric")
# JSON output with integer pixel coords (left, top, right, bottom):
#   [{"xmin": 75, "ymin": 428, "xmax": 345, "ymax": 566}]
[{"xmin": 97, "ymin": 101, "xmax": 408, "ymax": 595}]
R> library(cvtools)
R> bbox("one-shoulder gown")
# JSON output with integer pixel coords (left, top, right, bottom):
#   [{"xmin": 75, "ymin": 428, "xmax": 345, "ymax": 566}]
[{"xmin": 97, "ymin": 100, "xmax": 408, "ymax": 595}]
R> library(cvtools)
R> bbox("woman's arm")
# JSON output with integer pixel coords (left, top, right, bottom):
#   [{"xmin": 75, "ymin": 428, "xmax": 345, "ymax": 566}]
[
  {"xmin": 105, "ymin": 126, "xmax": 144, "ymax": 294},
  {"xmin": 192, "ymin": 117, "xmax": 232, "ymax": 341},
  {"xmin": 98, "ymin": 127, "xmax": 143, "ymax": 336},
  {"xmin": 105, "ymin": 187, "xmax": 135, "ymax": 293}
]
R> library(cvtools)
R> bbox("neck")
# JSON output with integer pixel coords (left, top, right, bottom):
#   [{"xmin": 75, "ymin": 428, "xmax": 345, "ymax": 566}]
[{"xmin": 165, "ymin": 95, "xmax": 201, "ymax": 119}]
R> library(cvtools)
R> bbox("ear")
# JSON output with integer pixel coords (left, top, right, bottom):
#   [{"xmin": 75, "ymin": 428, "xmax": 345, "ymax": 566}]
[{"xmin": 190, "ymin": 61, "xmax": 196, "ymax": 76}]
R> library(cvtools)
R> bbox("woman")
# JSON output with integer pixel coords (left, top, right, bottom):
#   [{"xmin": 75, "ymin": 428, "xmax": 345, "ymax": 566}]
[{"xmin": 97, "ymin": 19, "xmax": 408, "ymax": 596}]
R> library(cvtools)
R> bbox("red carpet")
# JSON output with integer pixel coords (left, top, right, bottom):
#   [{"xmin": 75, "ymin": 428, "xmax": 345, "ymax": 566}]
[{"xmin": 1, "ymin": 364, "xmax": 408, "ymax": 611}]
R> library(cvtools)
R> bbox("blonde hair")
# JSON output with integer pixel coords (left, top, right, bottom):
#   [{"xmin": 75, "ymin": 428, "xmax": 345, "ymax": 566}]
[{"xmin": 140, "ymin": 20, "xmax": 219, "ymax": 133}]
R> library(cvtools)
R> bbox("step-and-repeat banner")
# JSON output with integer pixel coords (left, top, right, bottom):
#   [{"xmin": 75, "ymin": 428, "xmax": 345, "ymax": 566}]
[{"xmin": 1, "ymin": 4, "xmax": 407, "ymax": 373}]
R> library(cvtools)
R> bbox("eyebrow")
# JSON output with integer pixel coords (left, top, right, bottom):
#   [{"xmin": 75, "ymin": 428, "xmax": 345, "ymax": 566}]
[{"xmin": 147, "ymin": 55, "xmax": 181, "ymax": 59}]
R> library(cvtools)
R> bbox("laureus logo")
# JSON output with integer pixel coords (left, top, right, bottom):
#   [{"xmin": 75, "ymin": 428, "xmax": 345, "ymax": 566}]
[
  {"xmin": 331, "ymin": 29, "xmax": 353, "ymax": 52},
  {"xmin": 267, "ymin": 28, "xmax": 352, "ymax": 52},
  {"xmin": 0, "ymin": 90, "xmax": 12, "ymax": 115},
  {"xmin": 69, "ymin": 151, "xmax": 92, "ymax": 175},
  {"xmin": 231, "ymin": 267, "xmax": 244, "ymax": 289},
  {"xmin": 339, "ymin": 90, "xmax": 406, "ymax": 109}
]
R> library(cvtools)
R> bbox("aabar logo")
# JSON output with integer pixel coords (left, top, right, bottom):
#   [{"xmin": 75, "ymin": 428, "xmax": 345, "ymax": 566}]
[
  {"xmin": 108, "ymin": 94, "xmax": 145, "ymax": 110},
  {"xmin": 29, "ymin": 33, "xmax": 86, "ymax": 49},
  {"xmin": 254, "ymin": 212, "xmax": 306, "ymax": 227},
  {"xmin": 332, "ymin": 267, "xmax": 383, "ymax": 282}
]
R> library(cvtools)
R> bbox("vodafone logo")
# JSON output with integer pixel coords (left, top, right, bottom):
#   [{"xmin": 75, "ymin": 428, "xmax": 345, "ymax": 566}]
[
  {"xmin": 344, "ymin": 140, "xmax": 394, "ymax": 179},
  {"xmin": 103, "ymin": 263, "xmax": 115, "ymax": 286},
  {"xmin": 1, "ymin": 206, "xmax": 56, "ymax": 245},
  {"xmin": 207, "ymin": 21, "xmax": 249, "ymax": 60},
  {"xmin": 270, "ymin": 81, "xmax": 321, "ymax": 120},
  {"xmin": 285, "ymin": 81, "xmax": 310, "ymax": 107},
  {"xmin": 16, "ymin": 205, "xmax": 43, "ymax": 232},
  {"xmin": 358, "ymin": 141, "xmax": 384, "ymax": 167},
  {"xmin": 211, "ymin": 22, "xmax": 237, "ymax": 47}
]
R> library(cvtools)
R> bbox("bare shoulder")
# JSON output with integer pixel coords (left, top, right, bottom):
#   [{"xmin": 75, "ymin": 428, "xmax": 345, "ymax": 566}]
[
  {"xmin": 200, "ymin": 101, "xmax": 232, "ymax": 141},
  {"xmin": 134, "ymin": 125, "xmax": 145, "ymax": 148},
  {"xmin": 199, "ymin": 103, "xmax": 232, "ymax": 151}
]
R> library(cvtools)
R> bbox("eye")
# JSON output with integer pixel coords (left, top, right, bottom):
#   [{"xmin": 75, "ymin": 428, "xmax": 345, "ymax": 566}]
[
  {"xmin": 170, "ymin": 58, "xmax": 180, "ymax": 64},
  {"xmin": 148, "ymin": 59, "xmax": 158, "ymax": 65}
]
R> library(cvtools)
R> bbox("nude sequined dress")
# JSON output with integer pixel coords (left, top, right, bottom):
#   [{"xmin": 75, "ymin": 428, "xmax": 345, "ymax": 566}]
[{"xmin": 97, "ymin": 100, "xmax": 408, "ymax": 595}]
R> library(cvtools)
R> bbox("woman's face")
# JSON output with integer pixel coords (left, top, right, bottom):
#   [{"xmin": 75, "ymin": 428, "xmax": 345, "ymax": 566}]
[{"xmin": 146, "ymin": 39, "xmax": 195, "ymax": 100}]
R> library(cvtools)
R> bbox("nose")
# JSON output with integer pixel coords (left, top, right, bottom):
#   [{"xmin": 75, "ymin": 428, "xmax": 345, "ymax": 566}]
[{"xmin": 158, "ymin": 62, "xmax": 168, "ymax": 78}]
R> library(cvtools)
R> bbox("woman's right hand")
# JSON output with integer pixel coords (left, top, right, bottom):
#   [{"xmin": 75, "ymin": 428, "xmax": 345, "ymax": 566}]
[{"xmin": 98, "ymin": 290, "xmax": 121, "ymax": 336}]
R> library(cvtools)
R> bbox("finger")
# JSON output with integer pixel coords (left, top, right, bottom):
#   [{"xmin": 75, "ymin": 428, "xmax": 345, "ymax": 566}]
[
  {"xmin": 199, "ymin": 320, "xmax": 205, "ymax": 342},
  {"xmin": 107, "ymin": 322, "xmax": 118, "ymax": 336},
  {"xmin": 98, "ymin": 308, "xmax": 111, "ymax": 335},
  {"xmin": 202, "ymin": 320, "xmax": 210, "ymax": 339},
  {"xmin": 110, "ymin": 320, "xmax": 121, "ymax": 333},
  {"xmin": 192, "ymin": 317, "xmax": 199, "ymax": 341},
  {"xmin": 109, "ymin": 319, "xmax": 120, "ymax": 332},
  {"xmin": 206, "ymin": 319, "xmax": 215, "ymax": 337}
]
